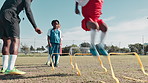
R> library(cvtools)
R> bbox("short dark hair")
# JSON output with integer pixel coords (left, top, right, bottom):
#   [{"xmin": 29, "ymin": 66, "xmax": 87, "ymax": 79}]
[{"xmin": 51, "ymin": 20, "xmax": 60, "ymax": 26}]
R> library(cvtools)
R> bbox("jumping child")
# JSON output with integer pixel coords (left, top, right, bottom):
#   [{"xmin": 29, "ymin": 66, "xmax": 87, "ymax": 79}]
[{"xmin": 75, "ymin": 0, "xmax": 108, "ymax": 56}]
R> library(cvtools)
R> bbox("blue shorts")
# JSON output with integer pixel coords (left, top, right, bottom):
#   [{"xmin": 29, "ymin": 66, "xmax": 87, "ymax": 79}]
[{"xmin": 49, "ymin": 43, "xmax": 60, "ymax": 55}]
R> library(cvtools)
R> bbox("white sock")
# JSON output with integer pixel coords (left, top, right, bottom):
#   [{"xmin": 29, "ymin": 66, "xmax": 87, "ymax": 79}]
[
  {"xmin": 100, "ymin": 32, "xmax": 106, "ymax": 44},
  {"xmin": 90, "ymin": 28, "xmax": 96, "ymax": 46},
  {"xmin": 57, "ymin": 55, "xmax": 60, "ymax": 64},
  {"xmin": 7, "ymin": 55, "xmax": 17, "ymax": 70},
  {"xmin": 2, "ymin": 55, "xmax": 9, "ymax": 69},
  {"xmin": 47, "ymin": 54, "xmax": 50, "ymax": 62}
]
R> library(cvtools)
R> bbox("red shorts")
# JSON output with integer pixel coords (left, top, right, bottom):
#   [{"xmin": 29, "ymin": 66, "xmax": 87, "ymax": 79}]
[
  {"xmin": 81, "ymin": 0, "xmax": 105, "ymax": 31},
  {"xmin": 81, "ymin": 18, "xmax": 104, "ymax": 31}
]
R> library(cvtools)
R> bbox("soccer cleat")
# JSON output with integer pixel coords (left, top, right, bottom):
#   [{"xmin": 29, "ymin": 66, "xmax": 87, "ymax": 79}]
[
  {"xmin": 5, "ymin": 68, "xmax": 26, "ymax": 75},
  {"xmin": 96, "ymin": 43, "xmax": 108, "ymax": 56},
  {"xmin": 0, "ymin": 68, "xmax": 6, "ymax": 73},
  {"xmin": 90, "ymin": 45, "xmax": 100, "ymax": 56}
]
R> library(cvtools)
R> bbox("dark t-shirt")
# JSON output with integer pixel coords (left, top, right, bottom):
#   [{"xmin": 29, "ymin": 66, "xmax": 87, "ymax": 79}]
[{"xmin": 0, "ymin": 0, "xmax": 37, "ymax": 28}]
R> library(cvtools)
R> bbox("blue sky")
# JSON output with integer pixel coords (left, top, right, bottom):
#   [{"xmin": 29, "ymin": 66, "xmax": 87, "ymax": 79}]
[{"xmin": 0, "ymin": 0, "xmax": 148, "ymax": 48}]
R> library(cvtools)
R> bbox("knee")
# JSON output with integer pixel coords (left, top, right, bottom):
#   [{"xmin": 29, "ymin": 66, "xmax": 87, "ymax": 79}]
[
  {"xmin": 2, "ymin": 50, "xmax": 9, "ymax": 55},
  {"xmin": 86, "ymin": 21, "xmax": 99, "ymax": 30},
  {"xmin": 10, "ymin": 49, "xmax": 18, "ymax": 55},
  {"xmin": 99, "ymin": 23, "xmax": 108, "ymax": 32},
  {"xmin": 102, "ymin": 27, "xmax": 108, "ymax": 32}
]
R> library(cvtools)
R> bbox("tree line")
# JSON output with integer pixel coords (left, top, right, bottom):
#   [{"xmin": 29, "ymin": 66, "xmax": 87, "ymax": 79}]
[{"xmin": 20, "ymin": 42, "xmax": 148, "ymax": 55}]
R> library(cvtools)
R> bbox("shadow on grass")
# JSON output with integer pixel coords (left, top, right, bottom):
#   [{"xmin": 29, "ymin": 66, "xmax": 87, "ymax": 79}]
[
  {"xmin": 11, "ymin": 64, "xmax": 50, "ymax": 69},
  {"xmin": 0, "ymin": 73, "xmax": 75, "ymax": 80},
  {"xmin": 0, "ymin": 74, "xmax": 25, "ymax": 80}
]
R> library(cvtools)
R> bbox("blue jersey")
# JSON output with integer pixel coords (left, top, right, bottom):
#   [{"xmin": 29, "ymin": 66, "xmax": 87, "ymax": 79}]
[{"xmin": 47, "ymin": 28, "xmax": 61, "ymax": 44}]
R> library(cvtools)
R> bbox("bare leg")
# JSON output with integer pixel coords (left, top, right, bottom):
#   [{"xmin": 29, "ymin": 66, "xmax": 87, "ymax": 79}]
[
  {"xmin": 1, "ymin": 38, "xmax": 11, "ymax": 71},
  {"xmin": 2, "ymin": 38, "xmax": 11, "ymax": 55},
  {"xmin": 10, "ymin": 38, "xmax": 20, "ymax": 55},
  {"xmin": 86, "ymin": 21, "xmax": 99, "ymax": 30},
  {"xmin": 7, "ymin": 38, "xmax": 20, "ymax": 70}
]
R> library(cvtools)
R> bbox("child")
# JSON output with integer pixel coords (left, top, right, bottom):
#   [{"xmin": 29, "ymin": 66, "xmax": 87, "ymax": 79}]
[
  {"xmin": 75, "ymin": 0, "xmax": 108, "ymax": 56},
  {"xmin": 46, "ymin": 20, "xmax": 62, "ymax": 67},
  {"xmin": 0, "ymin": 0, "xmax": 42, "ymax": 74}
]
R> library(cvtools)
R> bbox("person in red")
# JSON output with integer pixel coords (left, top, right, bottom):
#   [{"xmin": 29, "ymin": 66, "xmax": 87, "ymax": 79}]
[{"xmin": 75, "ymin": 0, "xmax": 108, "ymax": 56}]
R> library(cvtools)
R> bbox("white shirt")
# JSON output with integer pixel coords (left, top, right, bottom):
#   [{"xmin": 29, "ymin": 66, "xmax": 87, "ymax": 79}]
[
  {"xmin": 47, "ymin": 28, "xmax": 62, "ymax": 38},
  {"xmin": 75, "ymin": 0, "xmax": 89, "ymax": 7}
]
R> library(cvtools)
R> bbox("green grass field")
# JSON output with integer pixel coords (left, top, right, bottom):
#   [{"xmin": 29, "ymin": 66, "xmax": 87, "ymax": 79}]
[{"xmin": 0, "ymin": 55, "xmax": 148, "ymax": 83}]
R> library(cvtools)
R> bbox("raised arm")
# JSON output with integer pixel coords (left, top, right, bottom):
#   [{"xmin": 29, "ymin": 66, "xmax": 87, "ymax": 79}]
[
  {"xmin": 24, "ymin": 0, "xmax": 42, "ymax": 34},
  {"xmin": 75, "ymin": 2, "xmax": 80, "ymax": 15}
]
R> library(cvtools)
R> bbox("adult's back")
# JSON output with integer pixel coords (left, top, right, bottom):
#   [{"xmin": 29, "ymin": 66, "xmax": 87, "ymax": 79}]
[
  {"xmin": 0, "ymin": 0, "xmax": 37, "ymax": 29},
  {"xmin": 1, "ymin": 0, "xmax": 25, "ymax": 14}
]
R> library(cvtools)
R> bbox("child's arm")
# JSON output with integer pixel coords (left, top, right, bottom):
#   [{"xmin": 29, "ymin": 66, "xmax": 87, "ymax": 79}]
[
  {"xmin": 47, "ymin": 36, "xmax": 52, "ymax": 47},
  {"xmin": 75, "ymin": 2, "xmax": 80, "ymax": 15}
]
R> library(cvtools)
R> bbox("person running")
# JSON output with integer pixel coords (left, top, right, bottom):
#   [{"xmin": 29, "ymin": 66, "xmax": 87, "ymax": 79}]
[
  {"xmin": 0, "ymin": 0, "xmax": 42, "ymax": 75},
  {"xmin": 46, "ymin": 20, "xmax": 62, "ymax": 67},
  {"xmin": 75, "ymin": 0, "xmax": 108, "ymax": 56}
]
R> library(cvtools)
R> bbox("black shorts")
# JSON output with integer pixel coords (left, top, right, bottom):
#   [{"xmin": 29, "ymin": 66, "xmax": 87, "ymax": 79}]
[{"xmin": 0, "ymin": 9, "xmax": 21, "ymax": 39}]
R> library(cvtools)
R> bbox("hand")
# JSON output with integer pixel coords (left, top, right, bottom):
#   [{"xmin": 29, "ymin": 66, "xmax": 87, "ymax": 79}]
[
  {"xmin": 48, "ymin": 43, "xmax": 52, "ymax": 47},
  {"xmin": 75, "ymin": 9, "xmax": 80, "ymax": 15},
  {"xmin": 35, "ymin": 28, "xmax": 42, "ymax": 34}
]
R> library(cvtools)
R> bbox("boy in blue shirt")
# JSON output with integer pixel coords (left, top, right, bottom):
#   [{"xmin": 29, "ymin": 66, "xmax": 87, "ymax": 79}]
[{"xmin": 46, "ymin": 20, "xmax": 61, "ymax": 67}]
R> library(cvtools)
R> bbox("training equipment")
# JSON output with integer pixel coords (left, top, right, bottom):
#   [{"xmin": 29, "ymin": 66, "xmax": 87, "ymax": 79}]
[
  {"xmin": 75, "ymin": 63, "xmax": 81, "ymax": 76},
  {"xmin": 70, "ymin": 47, "xmax": 148, "ymax": 83},
  {"xmin": 108, "ymin": 52, "xmax": 148, "ymax": 83},
  {"xmin": 109, "ymin": 52, "xmax": 148, "ymax": 76},
  {"xmin": 107, "ymin": 54, "xmax": 119, "ymax": 83},
  {"xmin": 5, "ymin": 68, "xmax": 26, "ymax": 75},
  {"xmin": 49, "ymin": 46, "xmax": 148, "ymax": 82},
  {"xmin": 70, "ymin": 47, "xmax": 107, "ymax": 76},
  {"xmin": 49, "ymin": 53, "xmax": 71, "ymax": 71}
]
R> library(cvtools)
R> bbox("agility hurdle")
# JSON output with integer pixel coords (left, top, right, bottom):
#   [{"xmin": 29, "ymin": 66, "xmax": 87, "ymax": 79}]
[
  {"xmin": 49, "ymin": 52, "xmax": 80, "ymax": 75},
  {"xmin": 70, "ymin": 47, "xmax": 119, "ymax": 83},
  {"xmin": 72, "ymin": 52, "xmax": 148, "ymax": 83},
  {"xmin": 69, "ymin": 47, "xmax": 107, "ymax": 74},
  {"xmin": 49, "ymin": 51, "xmax": 147, "ymax": 83},
  {"xmin": 49, "ymin": 53, "xmax": 71, "ymax": 70},
  {"xmin": 108, "ymin": 52, "xmax": 148, "ymax": 82},
  {"xmin": 72, "ymin": 53, "xmax": 119, "ymax": 83}
]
